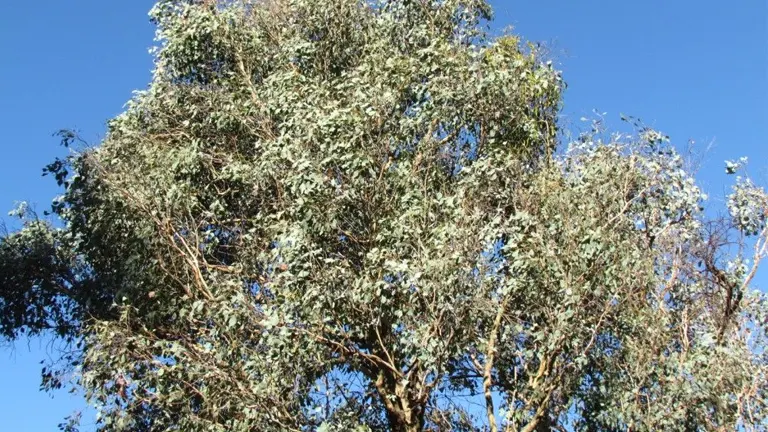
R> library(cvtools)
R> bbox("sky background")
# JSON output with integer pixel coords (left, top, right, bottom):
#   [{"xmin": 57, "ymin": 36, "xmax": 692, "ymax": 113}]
[{"xmin": 0, "ymin": 1, "xmax": 766, "ymax": 430}]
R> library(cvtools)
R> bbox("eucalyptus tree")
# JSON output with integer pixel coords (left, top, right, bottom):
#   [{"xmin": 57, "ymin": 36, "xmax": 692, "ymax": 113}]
[{"xmin": 1, "ymin": 0, "xmax": 766, "ymax": 431}]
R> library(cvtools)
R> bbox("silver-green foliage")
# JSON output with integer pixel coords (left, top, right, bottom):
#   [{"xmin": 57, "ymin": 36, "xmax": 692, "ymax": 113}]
[{"xmin": 1, "ymin": 1, "xmax": 766, "ymax": 431}]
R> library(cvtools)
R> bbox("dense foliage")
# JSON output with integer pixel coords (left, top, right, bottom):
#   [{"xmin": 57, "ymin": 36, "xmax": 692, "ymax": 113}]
[{"xmin": 1, "ymin": 1, "xmax": 766, "ymax": 431}]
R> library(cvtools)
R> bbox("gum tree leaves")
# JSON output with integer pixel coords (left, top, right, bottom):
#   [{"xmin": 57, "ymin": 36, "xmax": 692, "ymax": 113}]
[{"xmin": 1, "ymin": 1, "xmax": 766, "ymax": 431}]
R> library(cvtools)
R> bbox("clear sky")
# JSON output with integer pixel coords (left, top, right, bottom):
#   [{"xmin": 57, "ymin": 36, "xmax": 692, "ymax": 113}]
[{"xmin": 0, "ymin": 1, "xmax": 765, "ymax": 430}]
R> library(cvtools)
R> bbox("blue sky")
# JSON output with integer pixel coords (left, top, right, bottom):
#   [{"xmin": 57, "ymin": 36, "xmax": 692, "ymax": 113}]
[{"xmin": 0, "ymin": 1, "xmax": 765, "ymax": 430}]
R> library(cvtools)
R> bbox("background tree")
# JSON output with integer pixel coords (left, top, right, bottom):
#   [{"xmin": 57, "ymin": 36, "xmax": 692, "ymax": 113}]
[{"xmin": 1, "ymin": 0, "xmax": 766, "ymax": 431}]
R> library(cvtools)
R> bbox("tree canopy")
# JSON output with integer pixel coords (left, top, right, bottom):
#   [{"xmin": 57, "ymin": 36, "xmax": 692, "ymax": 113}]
[{"xmin": 1, "ymin": 1, "xmax": 766, "ymax": 431}]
